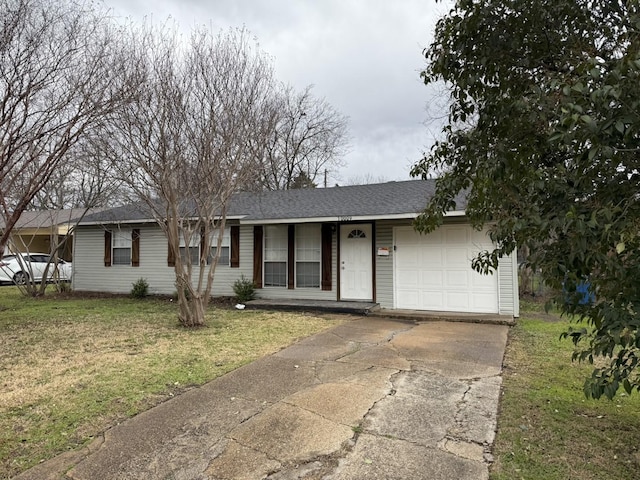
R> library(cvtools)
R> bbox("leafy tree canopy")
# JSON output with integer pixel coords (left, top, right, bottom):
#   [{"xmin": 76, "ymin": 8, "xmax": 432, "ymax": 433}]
[{"xmin": 412, "ymin": 0, "xmax": 640, "ymax": 399}]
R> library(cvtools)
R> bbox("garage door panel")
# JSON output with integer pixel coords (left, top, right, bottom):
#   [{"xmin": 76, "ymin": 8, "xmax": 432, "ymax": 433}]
[
  {"xmin": 394, "ymin": 226, "xmax": 498, "ymax": 313},
  {"xmin": 421, "ymin": 270, "xmax": 443, "ymax": 286},
  {"xmin": 445, "ymin": 248, "xmax": 470, "ymax": 265},
  {"xmin": 447, "ymin": 292, "xmax": 471, "ymax": 310},
  {"xmin": 421, "ymin": 290, "xmax": 445, "ymax": 310},
  {"xmin": 445, "ymin": 270, "xmax": 469, "ymax": 288},
  {"xmin": 445, "ymin": 227, "xmax": 468, "ymax": 244}
]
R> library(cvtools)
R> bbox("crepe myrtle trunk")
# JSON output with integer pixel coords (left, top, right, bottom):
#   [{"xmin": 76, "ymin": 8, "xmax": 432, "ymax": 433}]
[{"xmin": 174, "ymin": 271, "xmax": 207, "ymax": 328}]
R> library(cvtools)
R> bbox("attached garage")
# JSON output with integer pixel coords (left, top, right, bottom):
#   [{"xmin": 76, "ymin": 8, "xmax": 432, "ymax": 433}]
[{"xmin": 393, "ymin": 225, "xmax": 500, "ymax": 313}]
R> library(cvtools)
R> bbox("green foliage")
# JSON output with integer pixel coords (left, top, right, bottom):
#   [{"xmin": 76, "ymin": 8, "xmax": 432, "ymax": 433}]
[
  {"xmin": 415, "ymin": 0, "xmax": 640, "ymax": 398},
  {"xmin": 130, "ymin": 278, "xmax": 149, "ymax": 299},
  {"xmin": 232, "ymin": 274, "xmax": 256, "ymax": 303}
]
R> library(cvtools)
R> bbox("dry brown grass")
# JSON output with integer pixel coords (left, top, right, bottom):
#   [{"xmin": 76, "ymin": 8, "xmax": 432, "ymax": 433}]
[{"xmin": 0, "ymin": 288, "xmax": 344, "ymax": 478}]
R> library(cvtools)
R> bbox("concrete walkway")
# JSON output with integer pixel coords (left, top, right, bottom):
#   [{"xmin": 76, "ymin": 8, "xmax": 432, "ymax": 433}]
[{"xmin": 17, "ymin": 318, "xmax": 509, "ymax": 480}]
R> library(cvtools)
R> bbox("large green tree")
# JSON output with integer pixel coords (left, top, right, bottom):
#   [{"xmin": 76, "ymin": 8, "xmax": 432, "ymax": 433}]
[{"xmin": 413, "ymin": 0, "xmax": 640, "ymax": 399}]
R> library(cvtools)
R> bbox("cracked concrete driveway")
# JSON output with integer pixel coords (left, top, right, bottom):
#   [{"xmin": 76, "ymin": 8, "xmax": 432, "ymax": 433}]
[{"xmin": 17, "ymin": 317, "xmax": 508, "ymax": 480}]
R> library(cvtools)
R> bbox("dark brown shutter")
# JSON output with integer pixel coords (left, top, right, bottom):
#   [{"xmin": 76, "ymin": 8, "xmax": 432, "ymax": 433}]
[
  {"xmin": 131, "ymin": 229, "xmax": 140, "ymax": 267},
  {"xmin": 104, "ymin": 230, "xmax": 112, "ymax": 267},
  {"xmin": 230, "ymin": 225, "xmax": 240, "ymax": 268},
  {"xmin": 288, "ymin": 225, "xmax": 295, "ymax": 289},
  {"xmin": 167, "ymin": 239, "xmax": 175, "ymax": 267},
  {"xmin": 253, "ymin": 226, "xmax": 263, "ymax": 288},
  {"xmin": 321, "ymin": 224, "xmax": 332, "ymax": 291}
]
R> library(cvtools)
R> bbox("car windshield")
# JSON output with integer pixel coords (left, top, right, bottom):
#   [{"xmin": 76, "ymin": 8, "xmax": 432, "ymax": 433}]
[{"xmin": 1, "ymin": 255, "xmax": 16, "ymax": 262}]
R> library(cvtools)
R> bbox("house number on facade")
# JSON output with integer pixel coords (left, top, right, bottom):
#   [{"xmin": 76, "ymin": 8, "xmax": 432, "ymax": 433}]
[{"xmin": 338, "ymin": 216, "xmax": 352, "ymax": 222}]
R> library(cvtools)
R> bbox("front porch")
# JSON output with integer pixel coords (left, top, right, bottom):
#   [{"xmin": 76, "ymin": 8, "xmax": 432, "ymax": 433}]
[
  {"xmin": 244, "ymin": 298, "xmax": 515, "ymax": 325},
  {"xmin": 245, "ymin": 298, "xmax": 380, "ymax": 315}
]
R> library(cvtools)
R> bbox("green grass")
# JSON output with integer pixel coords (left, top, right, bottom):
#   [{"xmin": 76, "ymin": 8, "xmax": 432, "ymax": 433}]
[
  {"xmin": 0, "ymin": 287, "xmax": 343, "ymax": 479},
  {"xmin": 490, "ymin": 304, "xmax": 640, "ymax": 480}
]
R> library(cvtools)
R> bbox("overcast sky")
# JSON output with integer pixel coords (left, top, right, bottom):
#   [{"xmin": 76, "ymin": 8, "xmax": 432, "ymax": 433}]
[{"xmin": 103, "ymin": 0, "xmax": 452, "ymax": 185}]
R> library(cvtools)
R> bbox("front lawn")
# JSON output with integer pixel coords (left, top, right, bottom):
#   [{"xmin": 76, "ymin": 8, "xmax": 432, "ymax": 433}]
[
  {"xmin": 490, "ymin": 304, "xmax": 640, "ymax": 479},
  {"xmin": 0, "ymin": 287, "xmax": 343, "ymax": 478}
]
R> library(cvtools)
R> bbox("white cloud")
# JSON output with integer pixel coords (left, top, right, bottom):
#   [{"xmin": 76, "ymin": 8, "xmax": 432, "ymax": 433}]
[{"xmin": 104, "ymin": 0, "xmax": 452, "ymax": 182}]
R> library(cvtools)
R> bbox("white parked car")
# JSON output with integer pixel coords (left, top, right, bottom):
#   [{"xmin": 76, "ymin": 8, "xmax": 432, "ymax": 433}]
[{"xmin": 0, "ymin": 253, "xmax": 72, "ymax": 285}]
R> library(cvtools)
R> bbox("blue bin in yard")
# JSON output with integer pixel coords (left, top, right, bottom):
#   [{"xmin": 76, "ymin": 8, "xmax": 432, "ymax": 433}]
[{"xmin": 576, "ymin": 281, "xmax": 595, "ymax": 305}]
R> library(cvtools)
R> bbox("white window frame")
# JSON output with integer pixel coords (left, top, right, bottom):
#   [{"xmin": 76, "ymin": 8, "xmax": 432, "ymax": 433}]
[
  {"xmin": 263, "ymin": 225, "xmax": 287, "ymax": 287},
  {"xmin": 295, "ymin": 224, "xmax": 321, "ymax": 288},
  {"xmin": 112, "ymin": 229, "xmax": 132, "ymax": 266}
]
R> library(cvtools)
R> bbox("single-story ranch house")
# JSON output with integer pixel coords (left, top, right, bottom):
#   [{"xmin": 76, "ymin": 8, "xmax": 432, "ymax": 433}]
[{"xmin": 73, "ymin": 180, "xmax": 519, "ymax": 317}]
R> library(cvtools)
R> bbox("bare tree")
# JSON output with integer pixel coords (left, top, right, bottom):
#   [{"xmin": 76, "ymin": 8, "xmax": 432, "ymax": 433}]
[
  {"xmin": 0, "ymin": 0, "xmax": 134, "ymax": 255},
  {"xmin": 28, "ymin": 133, "xmax": 127, "ymax": 210},
  {"xmin": 111, "ymin": 25, "xmax": 276, "ymax": 327},
  {"xmin": 259, "ymin": 84, "xmax": 349, "ymax": 190},
  {"xmin": 344, "ymin": 173, "xmax": 389, "ymax": 186}
]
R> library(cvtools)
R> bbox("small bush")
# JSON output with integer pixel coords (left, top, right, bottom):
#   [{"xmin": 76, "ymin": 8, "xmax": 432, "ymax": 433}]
[
  {"xmin": 56, "ymin": 281, "xmax": 72, "ymax": 293},
  {"xmin": 131, "ymin": 278, "xmax": 149, "ymax": 299},
  {"xmin": 233, "ymin": 275, "xmax": 256, "ymax": 303}
]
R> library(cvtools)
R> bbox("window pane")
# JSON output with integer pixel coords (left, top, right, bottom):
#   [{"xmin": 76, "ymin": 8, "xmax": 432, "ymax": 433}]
[
  {"xmin": 264, "ymin": 262, "xmax": 287, "ymax": 287},
  {"xmin": 296, "ymin": 225, "xmax": 320, "ymax": 288},
  {"xmin": 296, "ymin": 262, "xmax": 320, "ymax": 288},
  {"xmin": 113, "ymin": 247, "xmax": 131, "ymax": 265},
  {"xmin": 180, "ymin": 246, "xmax": 199, "ymax": 265},
  {"xmin": 113, "ymin": 230, "xmax": 132, "ymax": 247},
  {"xmin": 265, "ymin": 225, "xmax": 287, "ymax": 262},
  {"xmin": 210, "ymin": 246, "xmax": 230, "ymax": 266}
]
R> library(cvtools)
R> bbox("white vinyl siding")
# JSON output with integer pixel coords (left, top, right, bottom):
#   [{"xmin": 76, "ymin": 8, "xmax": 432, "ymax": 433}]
[
  {"xmin": 498, "ymin": 252, "xmax": 519, "ymax": 317},
  {"xmin": 74, "ymin": 224, "xmax": 248, "ymax": 297},
  {"xmin": 375, "ymin": 220, "xmax": 410, "ymax": 308}
]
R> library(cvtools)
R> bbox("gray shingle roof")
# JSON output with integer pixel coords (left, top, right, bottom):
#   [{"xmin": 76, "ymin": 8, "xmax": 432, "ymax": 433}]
[
  {"xmin": 79, "ymin": 180, "xmax": 468, "ymax": 225},
  {"xmin": 0, "ymin": 208, "xmax": 108, "ymax": 230}
]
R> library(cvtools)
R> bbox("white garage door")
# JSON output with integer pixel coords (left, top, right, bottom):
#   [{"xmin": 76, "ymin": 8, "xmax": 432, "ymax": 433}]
[{"xmin": 394, "ymin": 225, "xmax": 499, "ymax": 313}]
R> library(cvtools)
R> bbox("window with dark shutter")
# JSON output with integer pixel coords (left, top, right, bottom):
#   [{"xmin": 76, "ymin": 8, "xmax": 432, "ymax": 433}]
[
  {"xmin": 321, "ymin": 224, "xmax": 333, "ymax": 291},
  {"xmin": 253, "ymin": 226, "xmax": 263, "ymax": 288},
  {"xmin": 230, "ymin": 226, "xmax": 240, "ymax": 268},
  {"xmin": 104, "ymin": 231, "xmax": 112, "ymax": 267},
  {"xmin": 132, "ymin": 229, "xmax": 140, "ymax": 267}
]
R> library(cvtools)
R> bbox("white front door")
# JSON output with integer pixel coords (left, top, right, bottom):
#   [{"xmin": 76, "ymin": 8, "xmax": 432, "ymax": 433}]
[{"xmin": 340, "ymin": 224, "xmax": 373, "ymax": 300}]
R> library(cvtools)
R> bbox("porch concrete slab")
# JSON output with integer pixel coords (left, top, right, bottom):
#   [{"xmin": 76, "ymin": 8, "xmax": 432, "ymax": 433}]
[
  {"xmin": 246, "ymin": 298, "xmax": 379, "ymax": 315},
  {"xmin": 229, "ymin": 402, "xmax": 354, "ymax": 464},
  {"xmin": 328, "ymin": 434, "xmax": 489, "ymax": 480},
  {"xmin": 284, "ymin": 382, "xmax": 389, "ymax": 426}
]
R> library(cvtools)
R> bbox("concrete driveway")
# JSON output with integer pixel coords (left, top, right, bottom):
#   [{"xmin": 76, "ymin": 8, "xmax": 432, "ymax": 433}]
[{"xmin": 18, "ymin": 317, "xmax": 509, "ymax": 480}]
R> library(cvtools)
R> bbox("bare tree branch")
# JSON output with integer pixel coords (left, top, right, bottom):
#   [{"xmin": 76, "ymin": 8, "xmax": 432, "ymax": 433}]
[
  {"xmin": 110, "ymin": 24, "xmax": 277, "ymax": 327},
  {"xmin": 0, "ymin": 0, "xmax": 136, "ymax": 253}
]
